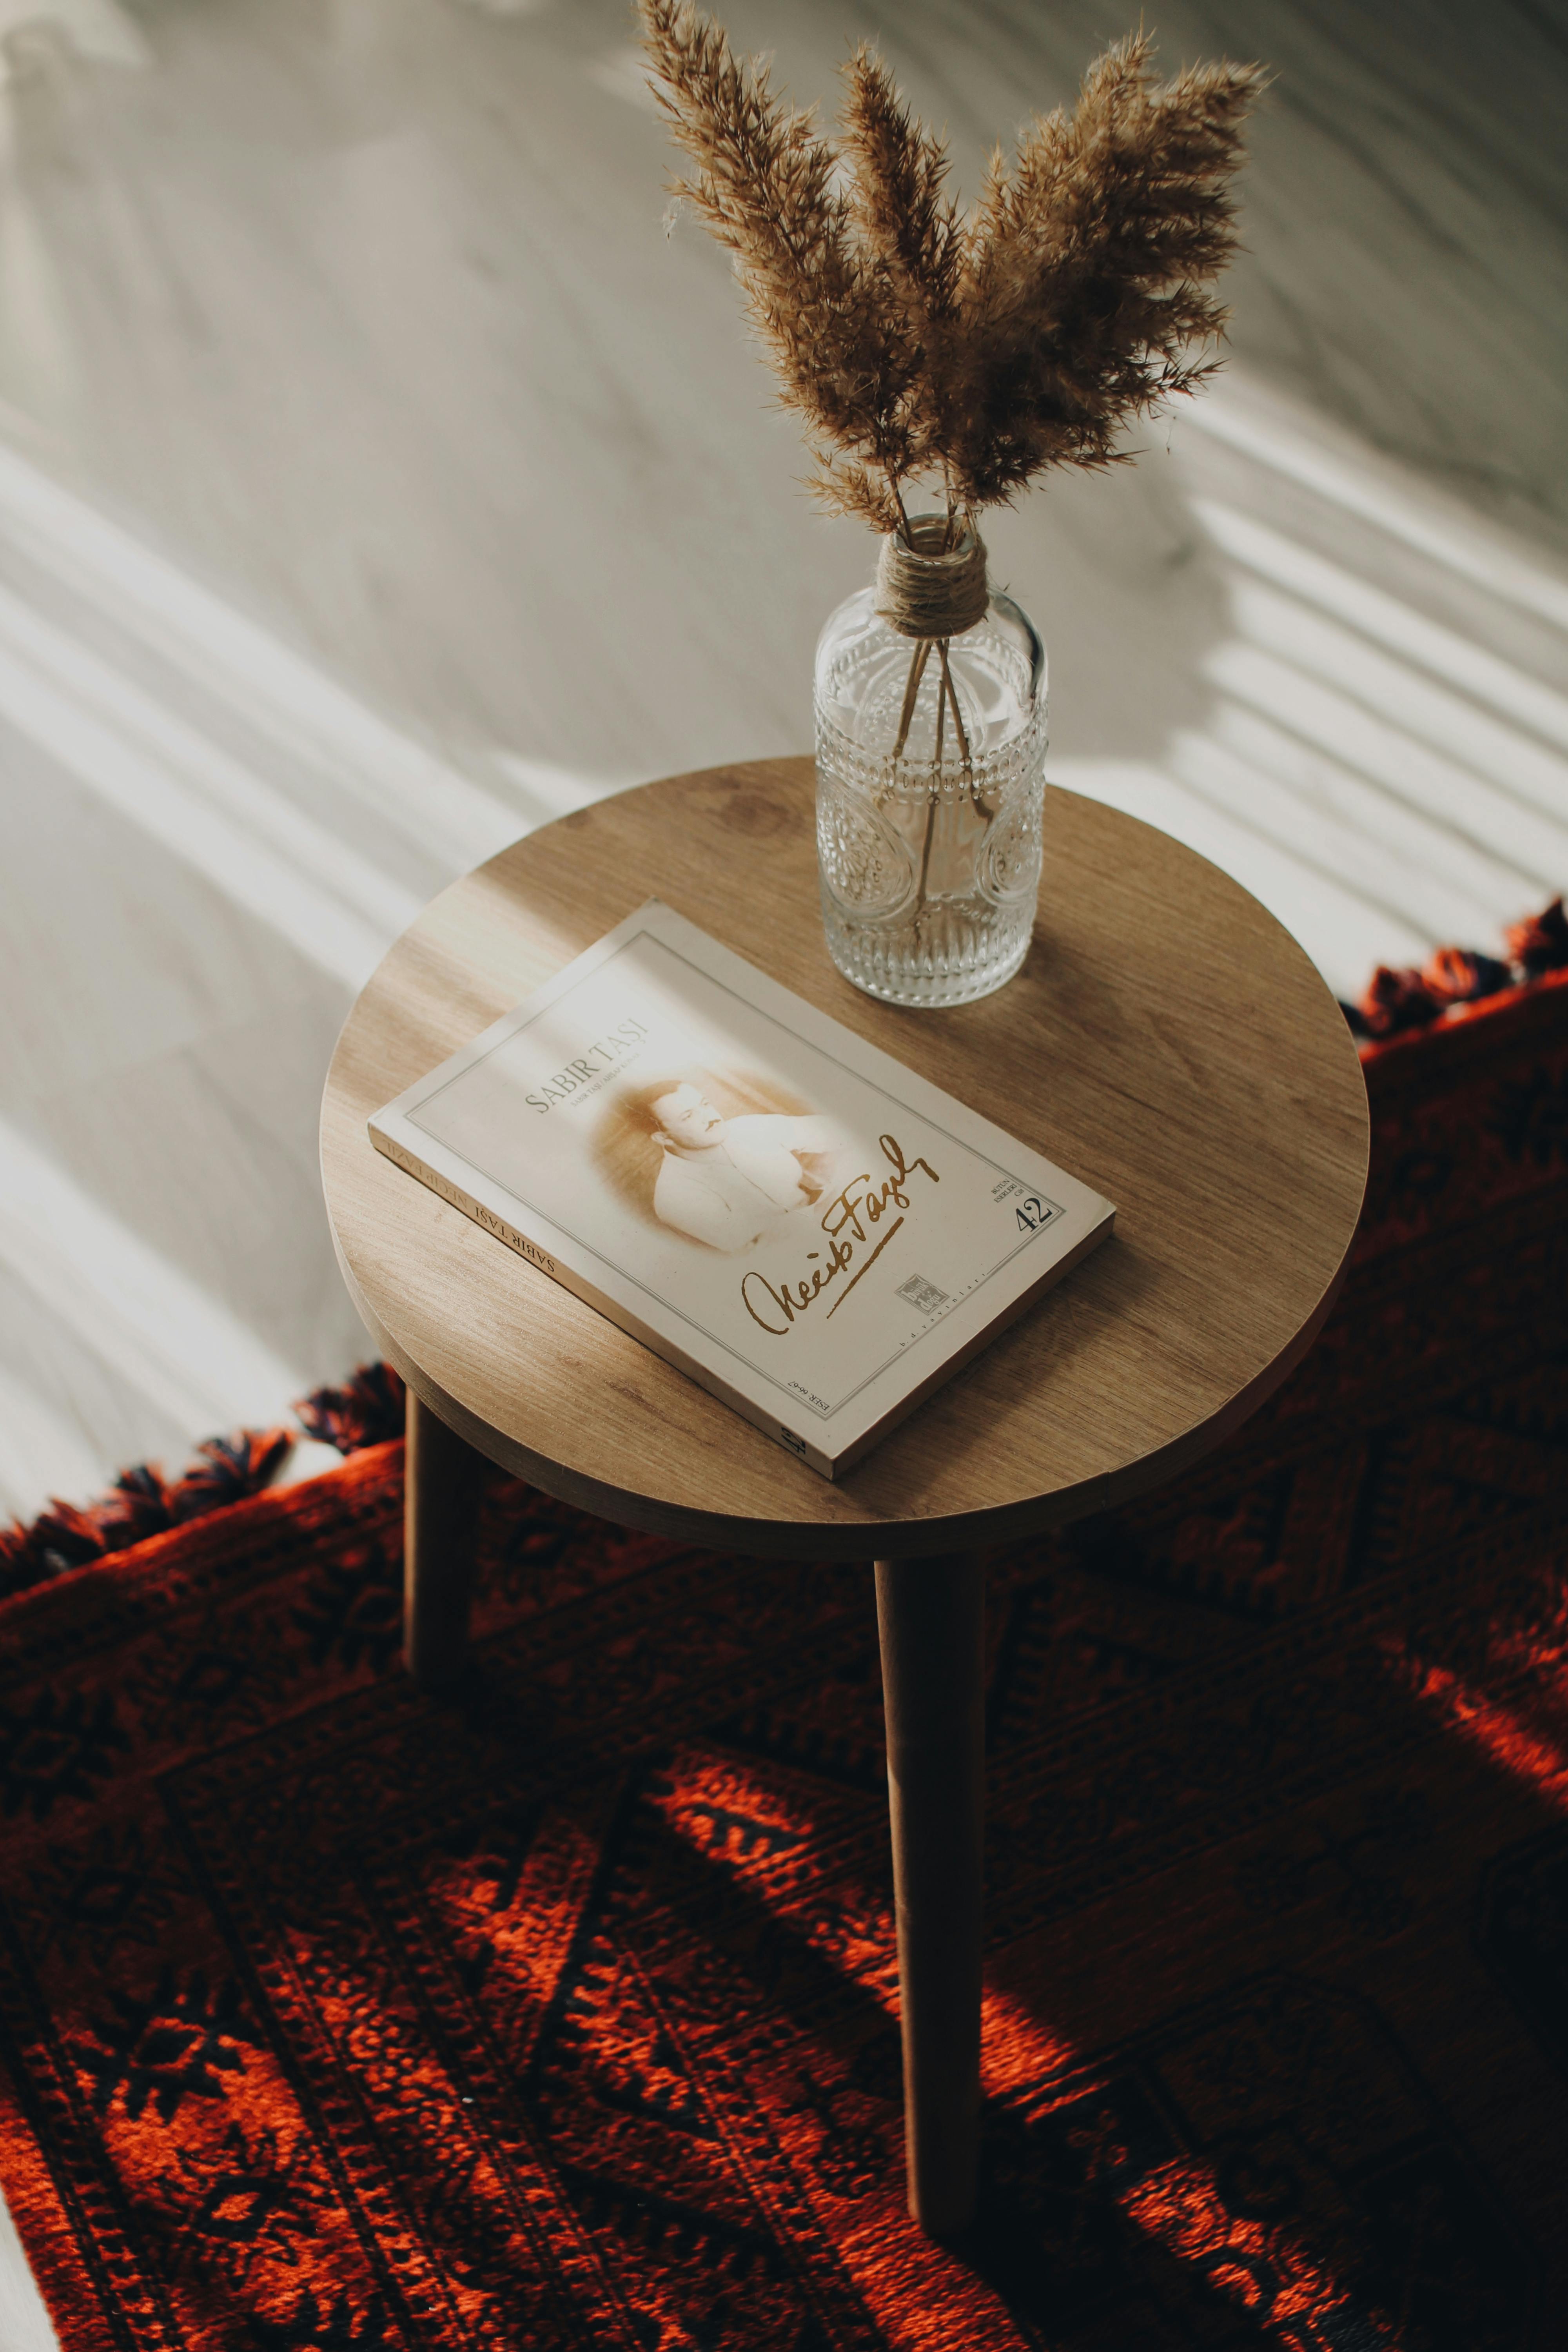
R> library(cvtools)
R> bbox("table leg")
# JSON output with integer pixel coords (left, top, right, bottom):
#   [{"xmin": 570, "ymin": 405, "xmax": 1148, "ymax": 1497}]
[
  {"xmin": 404, "ymin": 1389, "xmax": 485, "ymax": 1692},
  {"xmin": 874, "ymin": 1552, "xmax": 985, "ymax": 2237}
]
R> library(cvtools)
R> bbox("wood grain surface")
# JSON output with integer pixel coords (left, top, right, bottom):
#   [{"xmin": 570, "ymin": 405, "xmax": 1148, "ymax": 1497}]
[{"xmin": 320, "ymin": 760, "xmax": 1368, "ymax": 1558}]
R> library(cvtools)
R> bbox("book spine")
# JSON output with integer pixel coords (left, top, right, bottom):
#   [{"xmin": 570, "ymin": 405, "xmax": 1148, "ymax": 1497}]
[{"xmin": 368, "ymin": 1124, "xmax": 840, "ymax": 1480}]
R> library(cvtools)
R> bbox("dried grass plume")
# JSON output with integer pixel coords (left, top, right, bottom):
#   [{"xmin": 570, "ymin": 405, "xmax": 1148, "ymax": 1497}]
[{"xmin": 637, "ymin": 2, "xmax": 1267, "ymax": 534}]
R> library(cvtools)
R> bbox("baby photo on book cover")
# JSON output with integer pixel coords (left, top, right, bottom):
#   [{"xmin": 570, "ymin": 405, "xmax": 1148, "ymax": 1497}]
[{"xmin": 595, "ymin": 1071, "xmax": 848, "ymax": 1254}]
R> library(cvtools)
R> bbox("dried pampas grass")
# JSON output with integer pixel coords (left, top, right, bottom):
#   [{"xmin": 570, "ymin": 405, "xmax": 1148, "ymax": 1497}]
[{"xmin": 638, "ymin": 2, "xmax": 1266, "ymax": 535}]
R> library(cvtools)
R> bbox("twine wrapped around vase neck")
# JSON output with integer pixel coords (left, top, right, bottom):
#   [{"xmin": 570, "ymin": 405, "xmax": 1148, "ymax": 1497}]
[{"xmin": 875, "ymin": 514, "xmax": 989, "ymax": 640}]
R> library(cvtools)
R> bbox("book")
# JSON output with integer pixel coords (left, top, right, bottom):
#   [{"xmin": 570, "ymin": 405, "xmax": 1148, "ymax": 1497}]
[{"xmin": 369, "ymin": 900, "xmax": 1114, "ymax": 1479}]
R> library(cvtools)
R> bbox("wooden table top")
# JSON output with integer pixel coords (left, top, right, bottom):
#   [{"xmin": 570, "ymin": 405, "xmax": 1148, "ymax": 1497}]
[{"xmin": 321, "ymin": 759, "xmax": 1369, "ymax": 1559}]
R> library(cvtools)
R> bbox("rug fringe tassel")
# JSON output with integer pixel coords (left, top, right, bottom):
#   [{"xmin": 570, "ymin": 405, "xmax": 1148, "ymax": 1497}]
[
  {"xmin": 0, "ymin": 1365, "xmax": 406, "ymax": 1603},
  {"xmin": 1343, "ymin": 893, "xmax": 1567, "ymax": 1042}
]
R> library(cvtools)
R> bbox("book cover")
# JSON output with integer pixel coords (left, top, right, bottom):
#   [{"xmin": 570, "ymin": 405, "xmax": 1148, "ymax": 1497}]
[{"xmin": 368, "ymin": 901, "xmax": 1114, "ymax": 1477}]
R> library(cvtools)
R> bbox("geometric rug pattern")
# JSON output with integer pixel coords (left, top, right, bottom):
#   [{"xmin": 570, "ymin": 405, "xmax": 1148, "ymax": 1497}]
[{"xmin": 0, "ymin": 971, "xmax": 1564, "ymax": 2348}]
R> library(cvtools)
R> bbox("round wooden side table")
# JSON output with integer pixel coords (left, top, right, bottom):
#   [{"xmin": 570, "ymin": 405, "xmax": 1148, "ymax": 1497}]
[{"xmin": 320, "ymin": 758, "xmax": 1369, "ymax": 2237}]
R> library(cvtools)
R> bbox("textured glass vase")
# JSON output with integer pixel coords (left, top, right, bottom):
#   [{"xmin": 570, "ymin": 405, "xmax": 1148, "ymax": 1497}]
[{"xmin": 814, "ymin": 518, "xmax": 1047, "ymax": 1008}]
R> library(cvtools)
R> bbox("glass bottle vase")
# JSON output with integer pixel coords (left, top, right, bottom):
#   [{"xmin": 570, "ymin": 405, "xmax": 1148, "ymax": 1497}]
[{"xmin": 814, "ymin": 519, "xmax": 1047, "ymax": 1009}]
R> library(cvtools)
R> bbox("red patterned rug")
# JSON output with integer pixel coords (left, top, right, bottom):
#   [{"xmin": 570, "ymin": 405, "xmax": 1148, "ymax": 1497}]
[{"xmin": 0, "ymin": 972, "xmax": 1564, "ymax": 2351}]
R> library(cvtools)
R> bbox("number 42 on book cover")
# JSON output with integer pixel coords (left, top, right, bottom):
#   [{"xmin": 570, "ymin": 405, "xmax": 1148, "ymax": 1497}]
[{"xmin": 369, "ymin": 900, "xmax": 1114, "ymax": 1478}]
